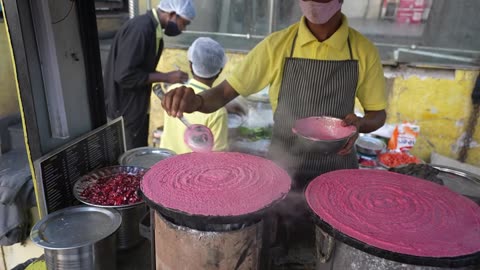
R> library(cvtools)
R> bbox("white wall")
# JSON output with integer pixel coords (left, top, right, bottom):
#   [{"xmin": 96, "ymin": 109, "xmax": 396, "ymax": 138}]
[{"xmin": 343, "ymin": 0, "xmax": 382, "ymax": 19}]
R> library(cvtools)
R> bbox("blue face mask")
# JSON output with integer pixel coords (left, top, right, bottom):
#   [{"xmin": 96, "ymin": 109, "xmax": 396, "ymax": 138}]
[{"xmin": 164, "ymin": 18, "xmax": 181, "ymax": 36}]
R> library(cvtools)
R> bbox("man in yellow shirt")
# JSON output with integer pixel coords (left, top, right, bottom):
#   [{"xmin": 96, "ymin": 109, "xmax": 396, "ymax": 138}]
[
  {"xmin": 160, "ymin": 37, "xmax": 228, "ymax": 154},
  {"xmin": 162, "ymin": 0, "xmax": 386, "ymax": 184},
  {"xmin": 162, "ymin": 0, "xmax": 387, "ymax": 261}
]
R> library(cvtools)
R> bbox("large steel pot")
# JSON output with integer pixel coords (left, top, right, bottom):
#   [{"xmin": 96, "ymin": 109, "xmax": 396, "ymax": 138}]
[
  {"xmin": 307, "ymin": 169, "xmax": 480, "ymax": 270},
  {"xmin": 315, "ymin": 226, "xmax": 479, "ymax": 270},
  {"xmin": 73, "ymin": 166, "xmax": 149, "ymax": 250},
  {"xmin": 31, "ymin": 206, "xmax": 121, "ymax": 270}
]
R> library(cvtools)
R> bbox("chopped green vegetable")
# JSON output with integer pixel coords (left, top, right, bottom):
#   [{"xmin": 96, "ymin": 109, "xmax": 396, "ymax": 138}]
[{"xmin": 238, "ymin": 126, "xmax": 272, "ymax": 141}]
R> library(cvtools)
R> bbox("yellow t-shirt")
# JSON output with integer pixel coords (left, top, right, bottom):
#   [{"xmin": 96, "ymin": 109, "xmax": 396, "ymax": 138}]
[
  {"xmin": 151, "ymin": 9, "xmax": 163, "ymax": 53},
  {"xmin": 160, "ymin": 79, "xmax": 228, "ymax": 154},
  {"xmin": 227, "ymin": 15, "xmax": 387, "ymax": 113}
]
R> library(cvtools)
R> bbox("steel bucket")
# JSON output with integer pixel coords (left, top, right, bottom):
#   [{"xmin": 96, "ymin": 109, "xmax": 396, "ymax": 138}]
[
  {"xmin": 44, "ymin": 233, "xmax": 117, "ymax": 270},
  {"xmin": 115, "ymin": 203, "xmax": 148, "ymax": 249},
  {"xmin": 31, "ymin": 206, "xmax": 122, "ymax": 270}
]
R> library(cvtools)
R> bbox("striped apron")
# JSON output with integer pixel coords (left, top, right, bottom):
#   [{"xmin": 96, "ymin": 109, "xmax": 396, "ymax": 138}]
[{"xmin": 267, "ymin": 32, "xmax": 359, "ymax": 191}]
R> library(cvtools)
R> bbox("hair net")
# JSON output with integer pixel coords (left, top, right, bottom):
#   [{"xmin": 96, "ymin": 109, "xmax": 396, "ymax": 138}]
[
  {"xmin": 158, "ymin": 0, "xmax": 196, "ymax": 21},
  {"xmin": 188, "ymin": 37, "xmax": 227, "ymax": 78}
]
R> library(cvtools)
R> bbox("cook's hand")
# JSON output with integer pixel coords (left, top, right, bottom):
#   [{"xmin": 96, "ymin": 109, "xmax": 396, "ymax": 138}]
[
  {"xmin": 338, "ymin": 114, "xmax": 362, "ymax": 156},
  {"xmin": 162, "ymin": 86, "xmax": 201, "ymax": 118},
  {"xmin": 166, "ymin": 70, "xmax": 189, "ymax": 84}
]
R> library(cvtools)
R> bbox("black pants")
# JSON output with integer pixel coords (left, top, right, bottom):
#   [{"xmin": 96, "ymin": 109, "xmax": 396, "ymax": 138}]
[{"xmin": 124, "ymin": 116, "xmax": 149, "ymax": 150}]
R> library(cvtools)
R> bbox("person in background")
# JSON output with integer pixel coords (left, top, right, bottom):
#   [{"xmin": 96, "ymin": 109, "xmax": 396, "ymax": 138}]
[
  {"xmin": 104, "ymin": 0, "xmax": 195, "ymax": 150},
  {"xmin": 161, "ymin": 0, "xmax": 387, "ymax": 261},
  {"xmin": 160, "ymin": 37, "xmax": 229, "ymax": 154}
]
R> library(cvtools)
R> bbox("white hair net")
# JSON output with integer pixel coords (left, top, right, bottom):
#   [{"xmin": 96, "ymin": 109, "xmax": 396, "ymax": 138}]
[
  {"xmin": 158, "ymin": 0, "xmax": 196, "ymax": 21},
  {"xmin": 188, "ymin": 37, "xmax": 227, "ymax": 78}
]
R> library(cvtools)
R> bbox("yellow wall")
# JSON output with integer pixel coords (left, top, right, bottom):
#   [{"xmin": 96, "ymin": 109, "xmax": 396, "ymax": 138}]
[
  {"xmin": 0, "ymin": 22, "xmax": 20, "ymax": 117},
  {"xmin": 385, "ymin": 68, "xmax": 479, "ymax": 165},
  {"xmin": 150, "ymin": 48, "xmax": 480, "ymax": 167}
]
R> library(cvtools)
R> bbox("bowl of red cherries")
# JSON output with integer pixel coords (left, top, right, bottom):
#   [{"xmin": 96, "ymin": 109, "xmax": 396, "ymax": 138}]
[{"xmin": 73, "ymin": 166, "xmax": 148, "ymax": 249}]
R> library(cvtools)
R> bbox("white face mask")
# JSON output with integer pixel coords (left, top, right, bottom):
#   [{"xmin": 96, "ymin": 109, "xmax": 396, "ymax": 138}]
[{"xmin": 298, "ymin": 0, "xmax": 343, "ymax": 24}]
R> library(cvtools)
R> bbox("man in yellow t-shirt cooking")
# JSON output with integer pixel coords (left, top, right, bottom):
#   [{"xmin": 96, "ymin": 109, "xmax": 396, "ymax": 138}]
[
  {"xmin": 162, "ymin": 0, "xmax": 387, "ymax": 185},
  {"xmin": 160, "ymin": 0, "xmax": 388, "ymax": 260},
  {"xmin": 160, "ymin": 37, "xmax": 228, "ymax": 154}
]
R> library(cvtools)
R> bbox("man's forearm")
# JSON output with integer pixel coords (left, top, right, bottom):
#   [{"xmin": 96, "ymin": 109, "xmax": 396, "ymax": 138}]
[
  {"xmin": 197, "ymin": 81, "xmax": 239, "ymax": 114},
  {"xmin": 147, "ymin": 72, "xmax": 169, "ymax": 84},
  {"xmin": 359, "ymin": 110, "xmax": 386, "ymax": 133}
]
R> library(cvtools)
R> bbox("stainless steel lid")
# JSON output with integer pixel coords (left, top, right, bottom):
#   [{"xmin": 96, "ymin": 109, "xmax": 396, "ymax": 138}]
[
  {"xmin": 31, "ymin": 206, "xmax": 121, "ymax": 250},
  {"xmin": 118, "ymin": 147, "xmax": 176, "ymax": 169},
  {"xmin": 432, "ymin": 165, "xmax": 480, "ymax": 200},
  {"xmin": 355, "ymin": 136, "xmax": 386, "ymax": 152}
]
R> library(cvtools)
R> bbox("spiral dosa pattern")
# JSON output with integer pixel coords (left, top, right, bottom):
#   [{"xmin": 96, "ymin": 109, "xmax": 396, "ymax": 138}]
[
  {"xmin": 141, "ymin": 152, "xmax": 291, "ymax": 216},
  {"xmin": 306, "ymin": 169, "xmax": 480, "ymax": 258}
]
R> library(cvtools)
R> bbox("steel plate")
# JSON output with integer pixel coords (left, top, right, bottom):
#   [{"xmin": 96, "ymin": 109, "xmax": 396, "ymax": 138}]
[
  {"xmin": 31, "ymin": 205, "xmax": 121, "ymax": 250},
  {"xmin": 118, "ymin": 147, "xmax": 176, "ymax": 169}
]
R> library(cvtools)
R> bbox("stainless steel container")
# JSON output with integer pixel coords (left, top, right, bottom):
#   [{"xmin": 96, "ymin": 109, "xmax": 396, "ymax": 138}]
[
  {"xmin": 73, "ymin": 166, "xmax": 149, "ymax": 250},
  {"xmin": 432, "ymin": 165, "xmax": 480, "ymax": 204},
  {"xmin": 355, "ymin": 135, "xmax": 386, "ymax": 156},
  {"xmin": 31, "ymin": 206, "xmax": 121, "ymax": 270},
  {"xmin": 118, "ymin": 147, "xmax": 176, "ymax": 169},
  {"xmin": 115, "ymin": 203, "xmax": 147, "ymax": 249},
  {"xmin": 315, "ymin": 226, "xmax": 479, "ymax": 270}
]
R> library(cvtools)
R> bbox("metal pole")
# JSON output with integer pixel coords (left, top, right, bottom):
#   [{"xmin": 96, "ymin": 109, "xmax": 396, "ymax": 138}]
[
  {"xmin": 393, "ymin": 48, "xmax": 477, "ymax": 63},
  {"xmin": 146, "ymin": 0, "xmax": 151, "ymax": 10},
  {"xmin": 375, "ymin": 42, "xmax": 480, "ymax": 55},
  {"xmin": 182, "ymin": 30, "xmax": 265, "ymax": 40},
  {"xmin": 128, "ymin": 0, "xmax": 138, "ymax": 18},
  {"xmin": 268, "ymin": 0, "xmax": 275, "ymax": 33}
]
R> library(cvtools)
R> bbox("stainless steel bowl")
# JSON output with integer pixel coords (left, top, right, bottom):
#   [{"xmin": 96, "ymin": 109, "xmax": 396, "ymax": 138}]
[
  {"xmin": 73, "ymin": 166, "xmax": 148, "ymax": 250},
  {"xmin": 355, "ymin": 136, "xmax": 386, "ymax": 156},
  {"xmin": 293, "ymin": 116, "xmax": 356, "ymax": 154}
]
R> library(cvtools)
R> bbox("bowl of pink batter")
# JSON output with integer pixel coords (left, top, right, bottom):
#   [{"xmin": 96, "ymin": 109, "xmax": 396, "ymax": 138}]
[
  {"xmin": 305, "ymin": 169, "xmax": 480, "ymax": 267},
  {"xmin": 140, "ymin": 152, "xmax": 291, "ymax": 224},
  {"xmin": 292, "ymin": 116, "xmax": 357, "ymax": 154}
]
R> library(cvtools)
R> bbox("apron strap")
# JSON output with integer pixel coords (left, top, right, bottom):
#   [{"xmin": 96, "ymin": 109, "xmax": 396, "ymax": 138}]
[
  {"xmin": 290, "ymin": 32, "xmax": 299, "ymax": 58},
  {"xmin": 347, "ymin": 37, "xmax": 353, "ymax": 60}
]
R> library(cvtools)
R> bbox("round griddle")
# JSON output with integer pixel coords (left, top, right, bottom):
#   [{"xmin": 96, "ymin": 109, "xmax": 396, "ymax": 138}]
[
  {"xmin": 310, "ymin": 212, "xmax": 480, "ymax": 268},
  {"xmin": 306, "ymin": 169, "xmax": 480, "ymax": 268},
  {"xmin": 139, "ymin": 189, "xmax": 283, "ymax": 229},
  {"xmin": 140, "ymin": 152, "xmax": 291, "ymax": 229}
]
